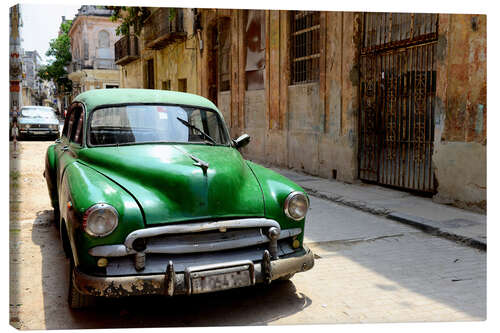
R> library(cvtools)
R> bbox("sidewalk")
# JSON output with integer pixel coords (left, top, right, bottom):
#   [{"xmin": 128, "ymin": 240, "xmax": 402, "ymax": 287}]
[{"xmin": 270, "ymin": 166, "xmax": 487, "ymax": 250}]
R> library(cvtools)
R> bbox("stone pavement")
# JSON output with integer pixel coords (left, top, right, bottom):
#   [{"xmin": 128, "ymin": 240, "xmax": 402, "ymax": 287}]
[{"xmin": 270, "ymin": 166, "xmax": 487, "ymax": 250}]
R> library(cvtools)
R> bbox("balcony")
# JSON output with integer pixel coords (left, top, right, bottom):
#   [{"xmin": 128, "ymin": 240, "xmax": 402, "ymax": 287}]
[
  {"xmin": 114, "ymin": 35, "xmax": 140, "ymax": 66},
  {"xmin": 143, "ymin": 8, "xmax": 186, "ymax": 50}
]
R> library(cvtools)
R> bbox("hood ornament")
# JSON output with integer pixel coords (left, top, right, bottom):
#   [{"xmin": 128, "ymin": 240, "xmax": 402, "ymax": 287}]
[
  {"xmin": 188, "ymin": 153, "xmax": 209, "ymax": 176},
  {"xmin": 172, "ymin": 146, "xmax": 210, "ymax": 176}
]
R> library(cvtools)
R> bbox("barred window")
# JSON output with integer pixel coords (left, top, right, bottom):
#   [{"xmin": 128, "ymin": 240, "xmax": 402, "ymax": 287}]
[{"xmin": 290, "ymin": 11, "xmax": 320, "ymax": 84}]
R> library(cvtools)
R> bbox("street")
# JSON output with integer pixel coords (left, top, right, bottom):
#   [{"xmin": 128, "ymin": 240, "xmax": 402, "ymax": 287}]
[{"xmin": 9, "ymin": 140, "xmax": 486, "ymax": 329}]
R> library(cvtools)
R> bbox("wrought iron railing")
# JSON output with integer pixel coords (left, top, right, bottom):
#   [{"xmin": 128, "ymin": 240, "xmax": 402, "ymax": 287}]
[
  {"xmin": 143, "ymin": 8, "xmax": 186, "ymax": 50},
  {"xmin": 114, "ymin": 35, "xmax": 140, "ymax": 65}
]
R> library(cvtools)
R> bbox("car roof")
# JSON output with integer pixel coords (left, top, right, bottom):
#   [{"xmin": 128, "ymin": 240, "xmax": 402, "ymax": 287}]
[{"xmin": 73, "ymin": 89, "xmax": 219, "ymax": 114}]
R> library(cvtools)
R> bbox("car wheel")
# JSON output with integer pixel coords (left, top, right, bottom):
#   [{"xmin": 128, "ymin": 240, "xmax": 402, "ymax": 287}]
[
  {"xmin": 68, "ymin": 259, "xmax": 96, "ymax": 309},
  {"xmin": 278, "ymin": 273, "xmax": 295, "ymax": 281}
]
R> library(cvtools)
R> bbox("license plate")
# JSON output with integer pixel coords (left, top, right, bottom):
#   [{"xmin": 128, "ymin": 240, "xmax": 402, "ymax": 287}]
[
  {"xmin": 33, "ymin": 130, "xmax": 49, "ymax": 135},
  {"xmin": 190, "ymin": 266, "xmax": 253, "ymax": 294}
]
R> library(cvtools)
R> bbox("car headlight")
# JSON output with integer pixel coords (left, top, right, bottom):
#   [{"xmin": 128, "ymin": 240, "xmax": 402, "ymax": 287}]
[
  {"xmin": 284, "ymin": 191, "xmax": 309, "ymax": 221},
  {"xmin": 83, "ymin": 203, "xmax": 119, "ymax": 237},
  {"xmin": 20, "ymin": 124, "xmax": 30, "ymax": 129},
  {"xmin": 50, "ymin": 124, "xmax": 58, "ymax": 130}
]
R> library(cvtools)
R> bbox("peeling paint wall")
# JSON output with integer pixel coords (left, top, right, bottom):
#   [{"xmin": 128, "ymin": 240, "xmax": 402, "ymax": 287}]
[
  {"xmin": 433, "ymin": 14, "xmax": 487, "ymax": 211},
  {"xmin": 155, "ymin": 33, "xmax": 198, "ymax": 93}
]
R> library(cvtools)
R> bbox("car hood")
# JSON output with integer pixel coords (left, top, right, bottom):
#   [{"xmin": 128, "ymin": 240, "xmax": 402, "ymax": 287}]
[
  {"xmin": 19, "ymin": 117, "xmax": 59, "ymax": 125},
  {"xmin": 78, "ymin": 144, "xmax": 265, "ymax": 225}
]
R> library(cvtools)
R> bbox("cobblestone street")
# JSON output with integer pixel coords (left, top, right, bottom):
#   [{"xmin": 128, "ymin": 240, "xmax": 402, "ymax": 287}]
[{"xmin": 9, "ymin": 141, "xmax": 486, "ymax": 329}]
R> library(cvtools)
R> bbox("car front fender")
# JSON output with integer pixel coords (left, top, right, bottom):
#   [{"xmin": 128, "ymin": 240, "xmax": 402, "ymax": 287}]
[
  {"xmin": 60, "ymin": 162, "xmax": 145, "ymax": 270},
  {"xmin": 245, "ymin": 161, "xmax": 307, "ymax": 246}
]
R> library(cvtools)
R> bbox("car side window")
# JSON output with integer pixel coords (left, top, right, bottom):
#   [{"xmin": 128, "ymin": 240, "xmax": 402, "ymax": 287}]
[
  {"xmin": 62, "ymin": 106, "xmax": 74, "ymax": 138},
  {"xmin": 69, "ymin": 107, "xmax": 83, "ymax": 144}
]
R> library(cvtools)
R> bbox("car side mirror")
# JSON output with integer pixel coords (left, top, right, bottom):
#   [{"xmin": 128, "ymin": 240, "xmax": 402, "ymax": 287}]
[{"xmin": 233, "ymin": 134, "xmax": 250, "ymax": 149}]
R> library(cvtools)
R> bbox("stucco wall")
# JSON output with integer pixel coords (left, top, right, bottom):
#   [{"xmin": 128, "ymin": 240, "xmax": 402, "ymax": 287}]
[
  {"xmin": 433, "ymin": 14, "xmax": 486, "ymax": 211},
  {"xmin": 120, "ymin": 60, "xmax": 143, "ymax": 88},
  {"xmin": 155, "ymin": 39, "xmax": 197, "ymax": 93}
]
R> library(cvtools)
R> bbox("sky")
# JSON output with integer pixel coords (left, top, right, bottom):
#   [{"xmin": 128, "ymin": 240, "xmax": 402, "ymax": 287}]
[{"xmin": 20, "ymin": 3, "xmax": 81, "ymax": 64}]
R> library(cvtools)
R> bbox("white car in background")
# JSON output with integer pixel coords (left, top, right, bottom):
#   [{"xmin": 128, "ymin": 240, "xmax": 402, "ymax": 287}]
[{"xmin": 17, "ymin": 106, "xmax": 60, "ymax": 140}]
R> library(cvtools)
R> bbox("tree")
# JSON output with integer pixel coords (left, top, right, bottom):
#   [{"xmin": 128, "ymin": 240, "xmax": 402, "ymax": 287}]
[{"xmin": 37, "ymin": 20, "xmax": 73, "ymax": 94}]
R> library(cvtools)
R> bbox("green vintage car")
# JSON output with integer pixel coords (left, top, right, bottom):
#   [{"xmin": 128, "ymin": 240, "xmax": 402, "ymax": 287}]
[{"xmin": 44, "ymin": 89, "xmax": 314, "ymax": 308}]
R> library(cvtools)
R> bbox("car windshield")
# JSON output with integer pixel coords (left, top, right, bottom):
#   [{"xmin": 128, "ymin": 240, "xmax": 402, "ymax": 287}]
[
  {"xmin": 21, "ymin": 108, "xmax": 57, "ymax": 119},
  {"xmin": 89, "ymin": 105, "xmax": 230, "ymax": 146}
]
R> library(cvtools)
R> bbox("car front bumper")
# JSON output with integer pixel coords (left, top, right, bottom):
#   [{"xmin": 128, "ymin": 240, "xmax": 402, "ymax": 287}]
[
  {"xmin": 73, "ymin": 245, "xmax": 314, "ymax": 297},
  {"xmin": 19, "ymin": 128, "xmax": 59, "ymax": 136}
]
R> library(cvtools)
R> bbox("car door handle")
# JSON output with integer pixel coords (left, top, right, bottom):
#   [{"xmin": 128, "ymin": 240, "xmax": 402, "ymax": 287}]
[{"xmin": 61, "ymin": 146, "xmax": 69, "ymax": 151}]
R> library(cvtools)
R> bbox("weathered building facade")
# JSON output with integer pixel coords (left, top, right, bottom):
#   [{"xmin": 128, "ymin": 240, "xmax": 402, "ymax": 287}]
[
  {"xmin": 115, "ymin": 8, "xmax": 198, "ymax": 93},
  {"xmin": 117, "ymin": 9, "xmax": 487, "ymax": 211},
  {"xmin": 68, "ymin": 6, "xmax": 121, "ymax": 98}
]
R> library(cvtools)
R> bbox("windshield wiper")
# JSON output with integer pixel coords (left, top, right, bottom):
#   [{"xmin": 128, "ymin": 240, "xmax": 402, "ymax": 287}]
[{"xmin": 176, "ymin": 117, "xmax": 216, "ymax": 145}]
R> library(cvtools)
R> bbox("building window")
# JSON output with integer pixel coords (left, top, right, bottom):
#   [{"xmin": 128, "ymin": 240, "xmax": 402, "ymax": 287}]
[
  {"xmin": 290, "ymin": 11, "xmax": 320, "ymax": 84},
  {"xmin": 218, "ymin": 18, "xmax": 231, "ymax": 92},
  {"xmin": 84, "ymin": 40, "xmax": 89, "ymax": 60},
  {"xmin": 244, "ymin": 10, "xmax": 265, "ymax": 90},
  {"xmin": 162, "ymin": 80, "xmax": 171, "ymax": 90},
  {"xmin": 98, "ymin": 30, "xmax": 110, "ymax": 48},
  {"xmin": 178, "ymin": 78, "xmax": 187, "ymax": 92}
]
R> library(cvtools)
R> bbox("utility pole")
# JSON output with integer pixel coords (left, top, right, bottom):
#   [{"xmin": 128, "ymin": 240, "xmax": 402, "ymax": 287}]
[{"xmin": 10, "ymin": 5, "xmax": 22, "ymax": 116}]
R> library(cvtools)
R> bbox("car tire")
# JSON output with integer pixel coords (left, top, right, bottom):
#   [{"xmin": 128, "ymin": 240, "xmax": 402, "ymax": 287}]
[
  {"xmin": 53, "ymin": 207, "xmax": 60, "ymax": 230},
  {"xmin": 68, "ymin": 259, "xmax": 96, "ymax": 309}
]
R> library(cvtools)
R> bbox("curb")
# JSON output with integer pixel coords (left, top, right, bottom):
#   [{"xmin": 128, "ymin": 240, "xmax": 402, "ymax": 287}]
[
  {"xmin": 386, "ymin": 212, "xmax": 486, "ymax": 251},
  {"xmin": 303, "ymin": 187, "xmax": 487, "ymax": 252},
  {"xmin": 302, "ymin": 186, "xmax": 393, "ymax": 216}
]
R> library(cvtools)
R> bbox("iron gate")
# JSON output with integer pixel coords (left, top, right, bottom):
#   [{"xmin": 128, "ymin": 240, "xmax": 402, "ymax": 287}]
[{"xmin": 359, "ymin": 13, "xmax": 438, "ymax": 192}]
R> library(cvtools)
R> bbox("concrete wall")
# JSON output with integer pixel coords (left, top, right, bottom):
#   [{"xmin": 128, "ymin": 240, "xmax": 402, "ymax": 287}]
[{"xmin": 433, "ymin": 14, "xmax": 486, "ymax": 211}]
